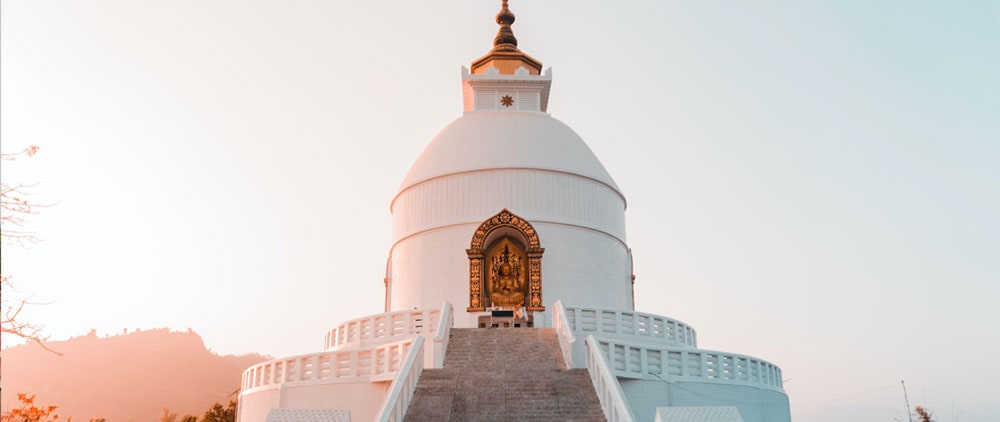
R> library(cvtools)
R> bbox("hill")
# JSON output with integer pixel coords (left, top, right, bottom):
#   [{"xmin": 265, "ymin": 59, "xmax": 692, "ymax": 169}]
[{"xmin": 1, "ymin": 328, "xmax": 269, "ymax": 421}]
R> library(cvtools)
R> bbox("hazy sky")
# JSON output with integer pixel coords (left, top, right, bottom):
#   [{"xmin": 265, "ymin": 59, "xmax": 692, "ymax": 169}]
[{"xmin": 2, "ymin": 1, "xmax": 998, "ymax": 421}]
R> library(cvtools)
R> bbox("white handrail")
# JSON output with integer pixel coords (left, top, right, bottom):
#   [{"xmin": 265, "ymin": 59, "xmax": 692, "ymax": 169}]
[
  {"xmin": 324, "ymin": 307, "xmax": 440, "ymax": 350},
  {"xmin": 241, "ymin": 338, "xmax": 415, "ymax": 394},
  {"xmin": 432, "ymin": 301, "xmax": 454, "ymax": 368},
  {"xmin": 585, "ymin": 335, "xmax": 636, "ymax": 422},
  {"xmin": 565, "ymin": 306, "xmax": 697, "ymax": 348},
  {"xmin": 552, "ymin": 300, "xmax": 577, "ymax": 369},
  {"xmin": 374, "ymin": 336, "xmax": 425, "ymax": 422},
  {"xmin": 595, "ymin": 338, "xmax": 784, "ymax": 391}
]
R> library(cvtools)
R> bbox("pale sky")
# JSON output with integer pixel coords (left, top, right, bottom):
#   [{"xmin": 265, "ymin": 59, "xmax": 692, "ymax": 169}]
[{"xmin": 2, "ymin": 1, "xmax": 999, "ymax": 421}]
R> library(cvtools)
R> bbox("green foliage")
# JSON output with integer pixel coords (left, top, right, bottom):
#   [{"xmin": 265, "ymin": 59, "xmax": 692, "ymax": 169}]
[{"xmin": 200, "ymin": 401, "xmax": 236, "ymax": 422}]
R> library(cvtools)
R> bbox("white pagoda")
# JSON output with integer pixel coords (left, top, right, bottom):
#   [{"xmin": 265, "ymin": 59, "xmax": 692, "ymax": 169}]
[{"xmin": 238, "ymin": 2, "xmax": 791, "ymax": 421}]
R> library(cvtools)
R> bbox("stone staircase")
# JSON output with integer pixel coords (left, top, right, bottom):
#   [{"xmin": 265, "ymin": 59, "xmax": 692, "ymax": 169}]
[{"xmin": 404, "ymin": 328, "xmax": 606, "ymax": 421}]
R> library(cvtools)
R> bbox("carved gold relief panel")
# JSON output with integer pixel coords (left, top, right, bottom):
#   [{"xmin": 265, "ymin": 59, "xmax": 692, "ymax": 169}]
[{"xmin": 467, "ymin": 209, "xmax": 544, "ymax": 312}]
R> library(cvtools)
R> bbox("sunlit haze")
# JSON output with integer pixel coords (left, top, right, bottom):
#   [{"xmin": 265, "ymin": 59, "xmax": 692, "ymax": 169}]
[{"xmin": 2, "ymin": 1, "xmax": 998, "ymax": 421}]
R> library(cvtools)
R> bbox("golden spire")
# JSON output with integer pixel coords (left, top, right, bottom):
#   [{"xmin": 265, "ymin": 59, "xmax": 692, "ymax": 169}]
[
  {"xmin": 493, "ymin": 0, "xmax": 518, "ymax": 52},
  {"xmin": 470, "ymin": 0, "xmax": 542, "ymax": 75}
]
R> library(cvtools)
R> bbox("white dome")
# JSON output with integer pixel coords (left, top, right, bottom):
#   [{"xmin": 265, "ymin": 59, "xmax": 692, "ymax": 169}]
[{"xmin": 398, "ymin": 111, "xmax": 622, "ymax": 196}]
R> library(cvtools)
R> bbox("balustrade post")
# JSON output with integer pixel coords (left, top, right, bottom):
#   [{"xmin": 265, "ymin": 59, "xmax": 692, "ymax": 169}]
[
  {"xmin": 571, "ymin": 307, "xmax": 579, "ymax": 331},
  {"xmin": 383, "ymin": 346, "xmax": 391, "ymax": 375},
  {"xmin": 624, "ymin": 344, "xmax": 633, "ymax": 374},
  {"xmin": 638, "ymin": 345, "xmax": 647, "ymax": 376}
]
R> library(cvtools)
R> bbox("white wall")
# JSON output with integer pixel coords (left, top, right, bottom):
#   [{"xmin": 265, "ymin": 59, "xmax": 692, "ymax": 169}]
[
  {"xmin": 388, "ymin": 220, "xmax": 632, "ymax": 328},
  {"xmin": 388, "ymin": 168, "xmax": 632, "ymax": 326},
  {"xmin": 619, "ymin": 379, "xmax": 791, "ymax": 422},
  {"xmin": 238, "ymin": 382, "xmax": 389, "ymax": 422},
  {"xmin": 392, "ymin": 169, "xmax": 626, "ymax": 243}
]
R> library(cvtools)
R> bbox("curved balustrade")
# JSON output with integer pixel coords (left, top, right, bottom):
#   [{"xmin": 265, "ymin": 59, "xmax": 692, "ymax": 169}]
[
  {"xmin": 564, "ymin": 306, "xmax": 697, "ymax": 348},
  {"xmin": 241, "ymin": 338, "xmax": 416, "ymax": 394},
  {"xmin": 324, "ymin": 308, "xmax": 441, "ymax": 350},
  {"xmin": 595, "ymin": 338, "xmax": 784, "ymax": 392},
  {"xmin": 585, "ymin": 335, "xmax": 636, "ymax": 422},
  {"xmin": 374, "ymin": 336, "xmax": 425, "ymax": 422}
]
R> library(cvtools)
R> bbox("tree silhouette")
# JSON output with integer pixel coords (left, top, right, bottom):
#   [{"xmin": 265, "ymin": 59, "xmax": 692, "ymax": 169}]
[{"xmin": 200, "ymin": 401, "xmax": 236, "ymax": 422}]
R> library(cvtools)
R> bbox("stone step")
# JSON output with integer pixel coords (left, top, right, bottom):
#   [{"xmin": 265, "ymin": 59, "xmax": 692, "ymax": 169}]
[{"xmin": 404, "ymin": 328, "xmax": 606, "ymax": 421}]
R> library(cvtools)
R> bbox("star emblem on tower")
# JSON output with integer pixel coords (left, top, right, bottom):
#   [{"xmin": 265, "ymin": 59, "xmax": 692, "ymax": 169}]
[{"xmin": 501, "ymin": 95, "xmax": 513, "ymax": 107}]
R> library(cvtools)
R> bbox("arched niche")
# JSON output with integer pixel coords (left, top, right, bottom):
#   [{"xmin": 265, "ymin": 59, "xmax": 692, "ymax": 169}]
[{"xmin": 466, "ymin": 209, "xmax": 544, "ymax": 312}]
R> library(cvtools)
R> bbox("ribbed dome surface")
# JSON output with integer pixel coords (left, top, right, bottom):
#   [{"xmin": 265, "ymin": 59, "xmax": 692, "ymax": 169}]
[{"xmin": 398, "ymin": 111, "xmax": 621, "ymax": 194}]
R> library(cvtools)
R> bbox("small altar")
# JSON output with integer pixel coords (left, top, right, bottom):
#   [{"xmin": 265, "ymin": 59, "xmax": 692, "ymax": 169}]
[{"xmin": 478, "ymin": 309, "xmax": 533, "ymax": 328}]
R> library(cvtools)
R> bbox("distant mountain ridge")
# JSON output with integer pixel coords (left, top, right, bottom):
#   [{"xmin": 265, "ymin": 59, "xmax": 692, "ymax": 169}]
[{"xmin": 1, "ymin": 328, "xmax": 269, "ymax": 422}]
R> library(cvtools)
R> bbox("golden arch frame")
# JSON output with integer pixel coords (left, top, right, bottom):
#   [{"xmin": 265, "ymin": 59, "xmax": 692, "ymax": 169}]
[{"xmin": 467, "ymin": 209, "xmax": 545, "ymax": 312}]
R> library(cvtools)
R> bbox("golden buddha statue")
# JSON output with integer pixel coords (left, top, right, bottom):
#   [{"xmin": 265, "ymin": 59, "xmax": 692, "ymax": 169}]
[{"xmin": 490, "ymin": 263, "xmax": 524, "ymax": 308}]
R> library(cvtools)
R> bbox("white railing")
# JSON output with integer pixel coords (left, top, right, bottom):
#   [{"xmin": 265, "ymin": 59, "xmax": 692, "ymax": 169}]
[
  {"xmin": 565, "ymin": 306, "xmax": 697, "ymax": 348},
  {"xmin": 324, "ymin": 307, "xmax": 441, "ymax": 350},
  {"xmin": 431, "ymin": 302, "xmax": 454, "ymax": 368},
  {"xmin": 241, "ymin": 338, "xmax": 415, "ymax": 394},
  {"xmin": 585, "ymin": 335, "xmax": 636, "ymax": 422},
  {"xmin": 552, "ymin": 300, "xmax": 577, "ymax": 370},
  {"xmin": 595, "ymin": 338, "xmax": 784, "ymax": 391},
  {"xmin": 374, "ymin": 336, "xmax": 425, "ymax": 422}
]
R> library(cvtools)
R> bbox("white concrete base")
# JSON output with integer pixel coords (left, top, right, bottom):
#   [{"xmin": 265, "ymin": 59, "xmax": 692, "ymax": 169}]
[
  {"xmin": 655, "ymin": 407, "xmax": 744, "ymax": 422},
  {"xmin": 265, "ymin": 409, "xmax": 351, "ymax": 422}
]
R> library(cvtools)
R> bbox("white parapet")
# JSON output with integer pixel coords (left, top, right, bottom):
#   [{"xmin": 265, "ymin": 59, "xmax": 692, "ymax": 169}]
[
  {"xmin": 323, "ymin": 302, "xmax": 452, "ymax": 369},
  {"xmin": 242, "ymin": 338, "xmax": 417, "ymax": 395},
  {"xmin": 238, "ymin": 338, "xmax": 418, "ymax": 422},
  {"xmin": 555, "ymin": 302, "xmax": 698, "ymax": 369},
  {"xmin": 374, "ymin": 336, "xmax": 425, "ymax": 422},
  {"xmin": 600, "ymin": 337, "xmax": 790, "ymax": 422},
  {"xmin": 585, "ymin": 335, "xmax": 637, "ymax": 422},
  {"xmin": 554, "ymin": 302, "xmax": 788, "ymax": 422},
  {"xmin": 324, "ymin": 308, "xmax": 441, "ymax": 350},
  {"xmin": 594, "ymin": 338, "xmax": 783, "ymax": 391},
  {"xmin": 564, "ymin": 306, "xmax": 697, "ymax": 348}
]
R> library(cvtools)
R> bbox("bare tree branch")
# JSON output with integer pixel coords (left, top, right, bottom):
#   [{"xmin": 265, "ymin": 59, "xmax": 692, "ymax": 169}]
[{"xmin": 1, "ymin": 145, "xmax": 60, "ymax": 354}]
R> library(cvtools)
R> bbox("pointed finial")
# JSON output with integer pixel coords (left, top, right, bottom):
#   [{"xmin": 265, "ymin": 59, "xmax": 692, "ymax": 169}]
[
  {"xmin": 469, "ymin": 0, "xmax": 542, "ymax": 75},
  {"xmin": 493, "ymin": 0, "xmax": 518, "ymax": 52}
]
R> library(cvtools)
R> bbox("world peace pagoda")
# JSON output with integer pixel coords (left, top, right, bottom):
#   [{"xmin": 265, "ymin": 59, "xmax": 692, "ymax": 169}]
[{"xmin": 237, "ymin": 2, "xmax": 791, "ymax": 421}]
